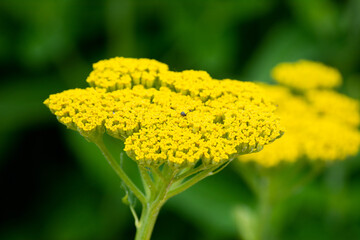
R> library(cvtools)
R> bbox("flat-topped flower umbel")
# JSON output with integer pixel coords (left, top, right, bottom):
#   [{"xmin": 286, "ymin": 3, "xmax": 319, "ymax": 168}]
[
  {"xmin": 44, "ymin": 57, "xmax": 284, "ymax": 240},
  {"xmin": 240, "ymin": 84, "xmax": 360, "ymax": 167},
  {"xmin": 240, "ymin": 60, "xmax": 360, "ymax": 167},
  {"xmin": 45, "ymin": 57, "xmax": 283, "ymax": 166}
]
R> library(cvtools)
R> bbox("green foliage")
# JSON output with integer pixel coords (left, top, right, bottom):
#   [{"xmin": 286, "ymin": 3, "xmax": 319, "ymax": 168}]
[{"xmin": 0, "ymin": 0, "xmax": 359, "ymax": 239}]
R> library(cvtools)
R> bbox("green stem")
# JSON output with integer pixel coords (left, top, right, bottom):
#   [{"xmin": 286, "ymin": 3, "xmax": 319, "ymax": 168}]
[
  {"xmin": 236, "ymin": 163, "xmax": 274, "ymax": 240},
  {"xmin": 174, "ymin": 165, "xmax": 206, "ymax": 181},
  {"xmin": 150, "ymin": 166, "xmax": 165, "ymax": 182},
  {"xmin": 257, "ymin": 176, "xmax": 273, "ymax": 240},
  {"xmin": 135, "ymin": 201, "xmax": 163, "ymax": 240},
  {"xmin": 166, "ymin": 164, "xmax": 218, "ymax": 200},
  {"xmin": 139, "ymin": 166, "xmax": 156, "ymax": 198},
  {"xmin": 94, "ymin": 138, "xmax": 146, "ymax": 204},
  {"xmin": 135, "ymin": 166, "xmax": 178, "ymax": 240}
]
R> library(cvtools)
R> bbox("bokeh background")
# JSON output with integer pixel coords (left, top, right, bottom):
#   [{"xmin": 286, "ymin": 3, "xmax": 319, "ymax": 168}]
[{"xmin": 1, "ymin": 0, "xmax": 360, "ymax": 239}]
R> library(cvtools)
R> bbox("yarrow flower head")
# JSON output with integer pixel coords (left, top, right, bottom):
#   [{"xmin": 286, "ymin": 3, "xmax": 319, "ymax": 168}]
[
  {"xmin": 271, "ymin": 60, "xmax": 342, "ymax": 91},
  {"xmin": 44, "ymin": 57, "xmax": 284, "ymax": 168},
  {"xmin": 240, "ymin": 61, "xmax": 360, "ymax": 167}
]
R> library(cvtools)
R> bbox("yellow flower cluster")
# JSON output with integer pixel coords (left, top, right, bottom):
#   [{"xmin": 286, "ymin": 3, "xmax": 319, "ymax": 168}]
[
  {"xmin": 44, "ymin": 88, "xmax": 108, "ymax": 139},
  {"xmin": 240, "ymin": 62, "xmax": 360, "ymax": 167},
  {"xmin": 86, "ymin": 57, "xmax": 169, "ymax": 91},
  {"xmin": 45, "ymin": 57, "xmax": 284, "ymax": 167},
  {"xmin": 271, "ymin": 60, "xmax": 342, "ymax": 90}
]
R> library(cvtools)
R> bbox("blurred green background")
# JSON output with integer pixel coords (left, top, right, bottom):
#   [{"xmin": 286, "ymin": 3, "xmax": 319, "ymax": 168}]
[{"xmin": 1, "ymin": 0, "xmax": 360, "ymax": 239}]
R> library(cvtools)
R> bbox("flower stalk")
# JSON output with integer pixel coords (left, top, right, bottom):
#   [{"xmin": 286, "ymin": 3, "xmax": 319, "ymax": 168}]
[
  {"xmin": 94, "ymin": 137, "xmax": 146, "ymax": 204},
  {"xmin": 235, "ymin": 161, "xmax": 327, "ymax": 240},
  {"xmin": 135, "ymin": 165, "xmax": 179, "ymax": 240},
  {"xmin": 135, "ymin": 202, "xmax": 163, "ymax": 240},
  {"xmin": 95, "ymin": 136, "xmax": 234, "ymax": 240}
]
